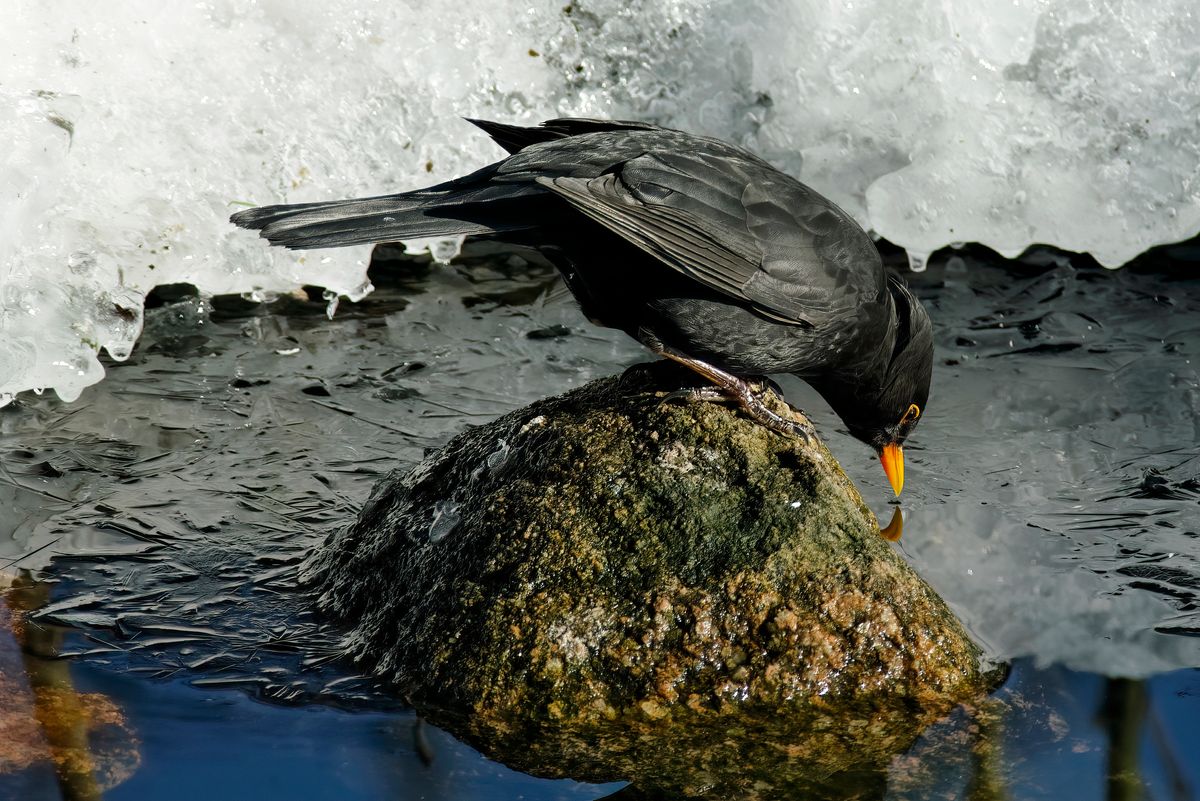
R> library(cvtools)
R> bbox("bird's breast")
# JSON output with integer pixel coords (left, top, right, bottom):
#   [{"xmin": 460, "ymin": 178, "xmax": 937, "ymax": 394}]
[{"xmin": 642, "ymin": 295, "xmax": 856, "ymax": 376}]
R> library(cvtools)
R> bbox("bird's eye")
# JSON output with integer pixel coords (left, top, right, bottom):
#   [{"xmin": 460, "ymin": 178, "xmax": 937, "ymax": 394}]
[{"xmin": 900, "ymin": 404, "xmax": 920, "ymax": 426}]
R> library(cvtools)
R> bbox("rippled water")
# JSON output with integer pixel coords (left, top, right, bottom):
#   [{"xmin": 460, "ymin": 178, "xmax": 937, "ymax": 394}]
[{"xmin": 2, "ymin": 241, "xmax": 1198, "ymax": 799}]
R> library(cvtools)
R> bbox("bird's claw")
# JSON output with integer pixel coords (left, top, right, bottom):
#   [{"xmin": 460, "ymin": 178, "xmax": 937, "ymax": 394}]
[
  {"xmin": 636, "ymin": 329, "xmax": 815, "ymax": 443},
  {"xmin": 735, "ymin": 387, "xmax": 815, "ymax": 443},
  {"xmin": 660, "ymin": 381, "xmax": 815, "ymax": 443}
]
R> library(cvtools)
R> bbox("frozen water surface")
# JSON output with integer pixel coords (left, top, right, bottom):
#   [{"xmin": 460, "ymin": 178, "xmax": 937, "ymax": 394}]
[
  {"xmin": 807, "ymin": 245, "xmax": 1200, "ymax": 676},
  {"xmin": 1, "ymin": 242, "xmax": 1199, "ymax": 797},
  {"xmin": 3, "ymin": 0, "xmax": 1200, "ymax": 403}
]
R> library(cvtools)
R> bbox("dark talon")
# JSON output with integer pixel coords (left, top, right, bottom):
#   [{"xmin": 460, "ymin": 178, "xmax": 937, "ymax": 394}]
[
  {"xmin": 736, "ymin": 387, "xmax": 814, "ymax": 443},
  {"xmin": 754, "ymin": 376, "xmax": 786, "ymax": 399}
]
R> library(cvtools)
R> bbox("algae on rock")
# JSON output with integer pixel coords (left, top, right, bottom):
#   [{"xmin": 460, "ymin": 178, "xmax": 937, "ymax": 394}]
[{"xmin": 305, "ymin": 365, "xmax": 998, "ymax": 798}]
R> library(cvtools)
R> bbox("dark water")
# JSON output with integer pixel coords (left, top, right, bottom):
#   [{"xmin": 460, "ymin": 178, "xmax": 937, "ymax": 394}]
[{"xmin": 1, "ymin": 241, "xmax": 1199, "ymax": 799}]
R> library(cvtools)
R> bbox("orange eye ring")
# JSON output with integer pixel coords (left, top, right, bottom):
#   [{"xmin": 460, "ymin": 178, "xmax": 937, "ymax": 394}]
[{"xmin": 900, "ymin": 403, "xmax": 920, "ymax": 426}]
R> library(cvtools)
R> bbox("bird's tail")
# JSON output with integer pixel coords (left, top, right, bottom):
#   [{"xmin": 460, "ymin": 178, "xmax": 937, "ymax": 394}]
[{"xmin": 230, "ymin": 174, "xmax": 541, "ymax": 250}]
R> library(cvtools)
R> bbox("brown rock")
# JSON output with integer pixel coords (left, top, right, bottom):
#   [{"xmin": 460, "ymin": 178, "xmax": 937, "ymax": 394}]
[{"xmin": 306, "ymin": 366, "xmax": 1001, "ymax": 798}]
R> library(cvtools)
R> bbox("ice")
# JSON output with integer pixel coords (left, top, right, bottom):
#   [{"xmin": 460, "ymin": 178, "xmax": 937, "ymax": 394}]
[{"xmin": 3, "ymin": 0, "xmax": 1199, "ymax": 403}]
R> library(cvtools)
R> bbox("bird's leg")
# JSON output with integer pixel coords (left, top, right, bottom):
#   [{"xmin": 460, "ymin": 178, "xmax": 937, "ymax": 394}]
[
  {"xmin": 623, "ymin": 361, "xmax": 734, "ymax": 405},
  {"xmin": 638, "ymin": 329, "xmax": 813, "ymax": 441}
]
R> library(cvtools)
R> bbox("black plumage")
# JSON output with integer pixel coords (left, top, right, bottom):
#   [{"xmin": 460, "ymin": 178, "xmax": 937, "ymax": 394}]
[{"xmin": 232, "ymin": 118, "xmax": 933, "ymax": 493}]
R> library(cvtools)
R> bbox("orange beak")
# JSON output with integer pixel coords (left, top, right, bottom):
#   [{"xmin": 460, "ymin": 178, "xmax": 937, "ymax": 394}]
[{"xmin": 879, "ymin": 443, "xmax": 904, "ymax": 496}]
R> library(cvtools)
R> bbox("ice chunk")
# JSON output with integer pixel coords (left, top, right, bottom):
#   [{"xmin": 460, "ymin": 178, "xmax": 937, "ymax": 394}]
[{"xmin": 2, "ymin": 0, "xmax": 1198, "ymax": 404}]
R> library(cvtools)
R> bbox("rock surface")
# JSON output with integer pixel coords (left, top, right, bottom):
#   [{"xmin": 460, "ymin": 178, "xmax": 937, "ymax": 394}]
[{"xmin": 305, "ymin": 365, "xmax": 999, "ymax": 798}]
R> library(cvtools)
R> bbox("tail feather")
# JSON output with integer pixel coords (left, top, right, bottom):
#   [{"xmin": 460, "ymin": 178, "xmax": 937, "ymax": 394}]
[
  {"xmin": 253, "ymin": 209, "xmax": 500, "ymax": 250},
  {"xmin": 465, "ymin": 116, "xmax": 663, "ymax": 154},
  {"xmin": 232, "ymin": 117, "xmax": 654, "ymax": 250},
  {"xmin": 464, "ymin": 118, "xmax": 555, "ymax": 155},
  {"xmin": 231, "ymin": 194, "xmax": 424, "ymax": 231},
  {"xmin": 231, "ymin": 184, "xmax": 542, "ymax": 250}
]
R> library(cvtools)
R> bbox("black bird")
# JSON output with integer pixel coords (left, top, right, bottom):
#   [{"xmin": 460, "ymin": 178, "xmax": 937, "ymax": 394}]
[{"xmin": 231, "ymin": 118, "xmax": 932, "ymax": 494}]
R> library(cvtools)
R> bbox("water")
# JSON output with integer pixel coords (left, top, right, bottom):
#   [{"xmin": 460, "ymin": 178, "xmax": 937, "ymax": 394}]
[{"xmin": 2, "ymin": 241, "xmax": 1199, "ymax": 798}]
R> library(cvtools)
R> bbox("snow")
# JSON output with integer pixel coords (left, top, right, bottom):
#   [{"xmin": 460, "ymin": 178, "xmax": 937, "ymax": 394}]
[{"xmin": 2, "ymin": 0, "xmax": 1199, "ymax": 403}]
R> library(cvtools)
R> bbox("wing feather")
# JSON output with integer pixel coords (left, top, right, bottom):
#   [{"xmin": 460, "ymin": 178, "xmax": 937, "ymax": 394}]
[{"xmin": 535, "ymin": 152, "xmax": 884, "ymax": 327}]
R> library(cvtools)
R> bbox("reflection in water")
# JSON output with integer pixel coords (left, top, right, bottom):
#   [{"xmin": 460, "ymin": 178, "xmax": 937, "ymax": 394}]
[
  {"xmin": 887, "ymin": 664, "xmax": 1200, "ymax": 801},
  {"xmin": 879, "ymin": 506, "xmax": 904, "ymax": 541},
  {"xmin": 1100, "ymin": 677, "xmax": 1194, "ymax": 801},
  {"xmin": 478, "ymin": 668, "xmax": 1182, "ymax": 801},
  {"xmin": 0, "ymin": 572, "xmax": 139, "ymax": 799},
  {"xmin": 1102, "ymin": 678, "xmax": 1147, "ymax": 801},
  {"xmin": 963, "ymin": 702, "xmax": 1006, "ymax": 801},
  {"xmin": 426, "ymin": 688, "xmax": 990, "ymax": 800}
]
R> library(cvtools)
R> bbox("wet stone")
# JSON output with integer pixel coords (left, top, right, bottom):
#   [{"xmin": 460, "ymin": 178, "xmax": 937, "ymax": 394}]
[{"xmin": 305, "ymin": 365, "xmax": 1000, "ymax": 798}]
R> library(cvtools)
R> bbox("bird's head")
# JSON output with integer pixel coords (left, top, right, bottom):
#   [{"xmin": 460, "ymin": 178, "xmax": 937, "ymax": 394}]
[{"xmin": 816, "ymin": 276, "xmax": 932, "ymax": 495}]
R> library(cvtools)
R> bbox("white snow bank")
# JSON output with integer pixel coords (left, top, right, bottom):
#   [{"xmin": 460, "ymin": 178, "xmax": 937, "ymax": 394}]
[{"xmin": 2, "ymin": 0, "xmax": 1198, "ymax": 403}]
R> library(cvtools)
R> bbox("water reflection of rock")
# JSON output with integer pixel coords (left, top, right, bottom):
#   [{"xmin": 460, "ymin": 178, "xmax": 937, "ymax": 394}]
[
  {"xmin": 0, "ymin": 572, "xmax": 140, "ymax": 798},
  {"xmin": 308, "ymin": 365, "xmax": 1001, "ymax": 798}
]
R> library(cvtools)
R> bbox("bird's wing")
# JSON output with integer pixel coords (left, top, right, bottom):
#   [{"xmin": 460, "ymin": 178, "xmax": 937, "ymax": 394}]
[
  {"xmin": 535, "ymin": 151, "xmax": 884, "ymax": 326},
  {"xmin": 465, "ymin": 117, "xmax": 663, "ymax": 154}
]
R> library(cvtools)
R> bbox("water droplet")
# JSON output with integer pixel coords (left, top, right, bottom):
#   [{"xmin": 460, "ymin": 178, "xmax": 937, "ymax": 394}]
[
  {"xmin": 345, "ymin": 279, "xmax": 374, "ymax": 302},
  {"xmin": 486, "ymin": 439, "xmax": 510, "ymax": 470},
  {"xmin": 906, "ymin": 250, "xmax": 929, "ymax": 272},
  {"xmin": 323, "ymin": 289, "xmax": 340, "ymax": 319},
  {"xmin": 106, "ymin": 344, "xmax": 132, "ymax": 361},
  {"xmin": 429, "ymin": 501, "xmax": 461, "ymax": 543},
  {"xmin": 241, "ymin": 289, "xmax": 279, "ymax": 303},
  {"xmin": 430, "ymin": 236, "xmax": 464, "ymax": 265}
]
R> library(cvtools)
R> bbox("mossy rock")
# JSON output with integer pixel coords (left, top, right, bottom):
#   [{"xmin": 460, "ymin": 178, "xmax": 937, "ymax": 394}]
[{"xmin": 305, "ymin": 365, "xmax": 999, "ymax": 798}]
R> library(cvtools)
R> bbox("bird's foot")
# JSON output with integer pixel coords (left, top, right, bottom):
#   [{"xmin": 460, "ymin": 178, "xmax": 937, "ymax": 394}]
[
  {"xmin": 659, "ymin": 381, "xmax": 813, "ymax": 442},
  {"xmin": 727, "ymin": 381, "xmax": 815, "ymax": 443},
  {"xmin": 637, "ymin": 329, "xmax": 815, "ymax": 442}
]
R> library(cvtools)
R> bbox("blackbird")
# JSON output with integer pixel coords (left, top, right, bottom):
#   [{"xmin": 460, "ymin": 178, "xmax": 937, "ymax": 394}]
[{"xmin": 231, "ymin": 118, "xmax": 932, "ymax": 494}]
